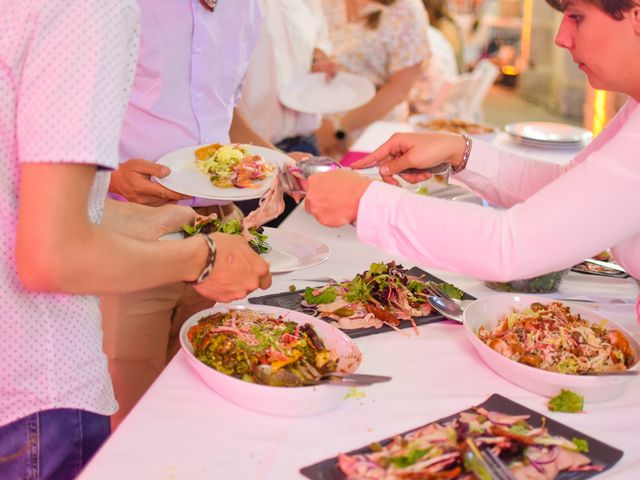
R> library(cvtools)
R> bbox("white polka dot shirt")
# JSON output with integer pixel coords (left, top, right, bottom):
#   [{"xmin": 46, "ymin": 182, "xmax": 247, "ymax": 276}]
[{"xmin": 0, "ymin": 0, "xmax": 140, "ymax": 426}]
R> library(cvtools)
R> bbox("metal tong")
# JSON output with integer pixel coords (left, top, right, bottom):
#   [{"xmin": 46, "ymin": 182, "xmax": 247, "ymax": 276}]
[{"xmin": 278, "ymin": 156, "xmax": 450, "ymax": 197}]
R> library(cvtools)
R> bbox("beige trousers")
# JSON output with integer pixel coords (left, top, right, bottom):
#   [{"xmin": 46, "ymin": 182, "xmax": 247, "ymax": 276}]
[{"xmin": 101, "ymin": 204, "xmax": 242, "ymax": 429}]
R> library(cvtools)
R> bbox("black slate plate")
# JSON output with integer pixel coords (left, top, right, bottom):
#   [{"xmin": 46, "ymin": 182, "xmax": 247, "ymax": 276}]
[
  {"xmin": 300, "ymin": 393, "xmax": 624, "ymax": 480},
  {"xmin": 249, "ymin": 267, "xmax": 475, "ymax": 339}
]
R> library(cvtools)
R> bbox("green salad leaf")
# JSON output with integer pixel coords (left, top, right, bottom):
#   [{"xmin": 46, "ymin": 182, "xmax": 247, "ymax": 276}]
[
  {"xmin": 303, "ymin": 287, "xmax": 337, "ymax": 305},
  {"xmin": 548, "ymin": 389, "xmax": 584, "ymax": 413},
  {"xmin": 390, "ymin": 447, "xmax": 431, "ymax": 468},
  {"xmin": 438, "ymin": 282, "xmax": 465, "ymax": 300},
  {"xmin": 572, "ymin": 437, "xmax": 590, "ymax": 453}
]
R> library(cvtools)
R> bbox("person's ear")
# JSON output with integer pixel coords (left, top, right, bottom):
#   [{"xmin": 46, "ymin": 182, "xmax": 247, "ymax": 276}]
[{"xmin": 630, "ymin": 6, "xmax": 640, "ymax": 35}]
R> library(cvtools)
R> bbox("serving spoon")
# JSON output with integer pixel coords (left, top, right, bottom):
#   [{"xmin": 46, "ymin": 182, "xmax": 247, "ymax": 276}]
[{"xmin": 427, "ymin": 295, "xmax": 465, "ymax": 324}]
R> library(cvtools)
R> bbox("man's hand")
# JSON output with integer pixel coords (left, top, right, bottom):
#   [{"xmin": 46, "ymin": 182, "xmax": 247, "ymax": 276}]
[
  {"xmin": 147, "ymin": 204, "xmax": 198, "ymax": 240},
  {"xmin": 305, "ymin": 170, "xmax": 372, "ymax": 227},
  {"xmin": 194, "ymin": 233, "xmax": 272, "ymax": 303},
  {"xmin": 110, "ymin": 158, "xmax": 192, "ymax": 206}
]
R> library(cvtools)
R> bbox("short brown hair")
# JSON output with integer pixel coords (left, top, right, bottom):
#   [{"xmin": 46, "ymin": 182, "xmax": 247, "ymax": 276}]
[{"xmin": 544, "ymin": 0, "xmax": 636, "ymax": 20}]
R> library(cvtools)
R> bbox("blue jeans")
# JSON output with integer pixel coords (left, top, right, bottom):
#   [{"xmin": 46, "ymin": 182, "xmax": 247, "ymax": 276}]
[{"xmin": 0, "ymin": 409, "xmax": 110, "ymax": 480}]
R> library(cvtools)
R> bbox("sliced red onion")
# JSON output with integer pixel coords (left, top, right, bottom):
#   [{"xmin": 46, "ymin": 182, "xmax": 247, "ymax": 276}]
[{"xmin": 527, "ymin": 446, "xmax": 558, "ymax": 474}]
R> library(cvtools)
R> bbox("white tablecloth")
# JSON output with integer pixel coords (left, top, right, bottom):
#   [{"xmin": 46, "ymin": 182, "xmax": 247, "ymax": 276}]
[{"xmin": 80, "ymin": 123, "xmax": 640, "ymax": 480}]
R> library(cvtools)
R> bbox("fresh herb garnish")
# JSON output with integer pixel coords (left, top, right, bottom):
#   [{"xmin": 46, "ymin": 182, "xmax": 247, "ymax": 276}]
[
  {"xmin": 572, "ymin": 437, "xmax": 589, "ymax": 453},
  {"xmin": 548, "ymin": 389, "xmax": 584, "ymax": 413},
  {"xmin": 390, "ymin": 447, "xmax": 431, "ymax": 468}
]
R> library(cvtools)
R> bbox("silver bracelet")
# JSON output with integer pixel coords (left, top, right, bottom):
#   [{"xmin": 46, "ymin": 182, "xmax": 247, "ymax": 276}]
[
  {"xmin": 451, "ymin": 134, "xmax": 472, "ymax": 174},
  {"xmin": 186, "ymin": 234, "xmax": 217, "ymax": 285}
]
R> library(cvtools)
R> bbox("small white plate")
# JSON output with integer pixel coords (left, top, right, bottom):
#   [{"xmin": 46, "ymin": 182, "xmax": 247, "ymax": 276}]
[
  {"xmin": 262, "ymin": 227, "xmax": 330, "ymax": 273},
  {"xmin": 159, "ymin": 227, "xmax": 330, "ymax": 274},
  {"xmin": 279, "ymin": 72, "xmax": 375, "ymax": 114},
  {"xmin": 155, "ymin": 144, "xmax": 289, "ymax": 201},
  {"xmin": 505, "ymin": 122, "xmax": 592, "ymax": 144}
]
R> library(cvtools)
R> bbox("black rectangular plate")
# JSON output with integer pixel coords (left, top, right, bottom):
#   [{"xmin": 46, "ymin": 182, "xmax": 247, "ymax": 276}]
[
  {"xmin": 300, "ymin": 393, "xmax": 624, "ymax": 480},
  {"xmin": 248, "ymin": 267, "xmax": 475, "ymax": 338}
]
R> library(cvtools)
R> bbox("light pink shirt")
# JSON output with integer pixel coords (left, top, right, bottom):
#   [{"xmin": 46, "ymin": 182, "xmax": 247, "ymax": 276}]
[
  {"xmin": 118, "ymin": 0, "xmax": 262, "ymax": 205},
  {"xmin": 0, "ymin": 0, "xmax": 139, "ymax": 426},
  {"xmin": 358, "ymin": 99, "xmax": 640, "ymax": 309}
]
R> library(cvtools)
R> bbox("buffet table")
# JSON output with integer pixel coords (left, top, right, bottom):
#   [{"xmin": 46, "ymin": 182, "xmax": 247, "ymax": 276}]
[
  {"xmin": 80, "ymin": 124, "xmax": 640, "ymax": 479},
  {"xmin": 81, "ymin": 214, "xmax": 640, "ymax": 479}
]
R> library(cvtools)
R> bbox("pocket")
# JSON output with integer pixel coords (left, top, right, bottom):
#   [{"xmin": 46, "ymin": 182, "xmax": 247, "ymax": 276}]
[{"xmin": 0, "ymin": 415, "xmax": 36, "ymax": 480}]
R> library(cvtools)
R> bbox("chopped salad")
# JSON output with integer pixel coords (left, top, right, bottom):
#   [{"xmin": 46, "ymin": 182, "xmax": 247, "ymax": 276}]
[
  {"xmin": 187, "ymin": 309, "xmax": 338, "ymax": 387},
  {"xmin": 301, "ymin": 261, "xmax": 463, "ymax": 333},
  {"xmin": 338, "ymin": 407, "xmax": 603, "ymax": 479},
  {"xmin": 478, "ymin": 302, "xmax": 635, "ymax": 374},
  {"xmin": 194, "ymin": 143, "xmax": 274, "ymax": 188}
]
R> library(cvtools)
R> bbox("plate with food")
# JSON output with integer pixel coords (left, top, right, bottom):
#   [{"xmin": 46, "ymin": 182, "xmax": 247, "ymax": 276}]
[
  {"xmin": 464, "ymin": 294, "xmax": 639, "ymax": 402},
  {"xmin": 155, "ymin": 143, "xmax": 288, "ymax": 201},
  {"xmin": 409, "ymin": 114, "xmax": 498, "ymax": 140},
  {"xmin": 300, "ymin": 393, "xmax": 623, "ymax": 480},
  {"xmin": 162, "ymin": 218, "xmax": 330, "ymax": 273},
  {"xmin": 572, "ymin": 251, "xmax": 629, "ymax": 278},
  {"xmin": 180, "ymin": 304, "xmax": 363, "ymax": 416},
  {"xmin": 249, "ymin": 261, "xmax": 475, "ymax": 338}
]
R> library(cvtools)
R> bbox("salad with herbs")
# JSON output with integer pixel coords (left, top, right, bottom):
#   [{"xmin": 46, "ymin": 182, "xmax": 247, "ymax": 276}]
[
  {"xmin": 338, "ymin": 407, "xmax": 602, "ymax": 479},
  {"xmin": 478, "ymin": 302, "xmax": 636, "ymax": 374},
  {"xmin": 301, "ymin": 261, "xmax": 464, "ymax": 333},
  {"xmin": 187, "ymin": 309, "xmax": 338, "ymax": 387},
  {"xmin": 194, "ymin": 143, "xmax": 274, "ymax": 188},
  {"xmin": 182, "ymin": 216, "xmax": 270, "ymax": 254}
]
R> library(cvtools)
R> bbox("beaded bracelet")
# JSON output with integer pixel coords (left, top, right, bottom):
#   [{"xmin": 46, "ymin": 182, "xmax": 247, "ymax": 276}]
[
  {"xmin": 451, "ymin": 134, "xmax": 472, "ymax": 174},
  {"xmin": 186, "ymin": 234, "xmax": 217, "ymax": 285}
]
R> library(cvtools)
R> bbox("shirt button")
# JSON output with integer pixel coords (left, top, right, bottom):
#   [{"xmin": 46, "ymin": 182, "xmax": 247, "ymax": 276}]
[
  {"xmin": 194, "ymin": 45, "xmax": 202, "ymax": 54},
  {"xmin": 195, "ymin": 93, "xmax": 202, "ymax": 100}
]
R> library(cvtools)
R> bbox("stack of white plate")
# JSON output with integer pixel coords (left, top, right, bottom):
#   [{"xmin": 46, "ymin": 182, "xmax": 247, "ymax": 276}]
[{"xmin": 505, "ymin": 122, "xmax": 592, "ymax": 149}]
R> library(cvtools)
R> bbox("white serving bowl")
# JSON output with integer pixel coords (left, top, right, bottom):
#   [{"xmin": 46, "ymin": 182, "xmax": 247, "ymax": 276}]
[
  {"xmin": 463, "ymin": 294, "xmax": 640, "ymax": 402},
  {"xmin": 180, "ymin": 304, "xmax": 362, "ymax": 416}
]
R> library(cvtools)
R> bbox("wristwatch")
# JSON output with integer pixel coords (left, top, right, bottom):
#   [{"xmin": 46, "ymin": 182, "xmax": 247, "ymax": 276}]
[
  {"xmin": 332, "ymin": 116, "xmax": 347, "ymax": 141},
  {"xmin": 334, "ymin": 128, "xmax": 347, "ymax": 141}
]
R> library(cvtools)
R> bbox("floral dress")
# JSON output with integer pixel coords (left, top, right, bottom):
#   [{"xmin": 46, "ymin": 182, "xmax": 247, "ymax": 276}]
[{"xmin": 323, "ymin": 0, "xmax": 430, "ymax": 122}]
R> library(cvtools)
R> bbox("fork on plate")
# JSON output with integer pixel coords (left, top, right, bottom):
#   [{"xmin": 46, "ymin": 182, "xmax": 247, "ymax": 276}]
[{"xmin": 465, "ymin": 438, "xmax": 516, "ymax": 480}]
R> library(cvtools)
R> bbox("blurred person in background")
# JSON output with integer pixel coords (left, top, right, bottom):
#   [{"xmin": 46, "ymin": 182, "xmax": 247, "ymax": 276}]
[
  {"xmin": 102, "ymin": 0, "xmax": 277, "ymax": 429},
  {"xmin": 238, "ymin": 0, "xmax": 337, "ymax": 226},
  {"xmin": 1, "ymin": 2, "xmax": 270, "ymax": 478},
  {"xmin": 422, "ymin": 0, "xmax": 465, "ymax": 71},
  {"xmin": 303, "ymin": 0, "xmax": 640, "ymax": 322},
  {"xmin": 409, "ymin": 24, "xmax": 459, "ymax": 114},
  {"xmin": 318, "ymin": 0, "xmax": 430, "ymax": 156}
]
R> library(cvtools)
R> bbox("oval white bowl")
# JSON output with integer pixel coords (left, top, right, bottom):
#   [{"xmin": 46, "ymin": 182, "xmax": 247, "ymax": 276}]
[
  {"xmin": 180, "ymin": 304, "xmax": 362, "ymax": 416},
  {"xmin": 463, "ymin": 294, "xmax": 640, "ymax": 402}
]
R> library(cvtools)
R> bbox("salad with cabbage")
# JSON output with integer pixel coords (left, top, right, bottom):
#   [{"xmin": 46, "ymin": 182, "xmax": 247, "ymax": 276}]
[
  {"xmin": 187, "ymin": 309, "xmax": 338, "ymax": 387},
  {"xmin": 478, "ymin": 302, "xmax": 636, "ymax": 374},
  {"xmin": 194, "ymin": 143, "xmax": 274, "ymax": 188},
  {"xmin": 182, "ymin": 216, "xmax": 270, "ymax": 254}
]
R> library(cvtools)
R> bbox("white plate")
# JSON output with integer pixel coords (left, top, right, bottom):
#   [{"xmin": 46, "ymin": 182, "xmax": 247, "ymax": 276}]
[
  {"xmin": 155, "ymin": 144, "xmax": 289, "ymax": 201},
  {"xmin": 505, "ymin": 122, "xmax": 592, "ymax": 144},
  {"xmin": 463, "ymin": 294, "xmax": 640, "ymax": 402},
  {"xmin": 159, "ymin": 227, "xmax": 330, "ymax": 274},
  {"xmin": 262, "ymin": 227, "xmax": 330, "ymax": 273},
  {"xmin": 179, "ymin": 304, "xmax": 362, "ymax": 416},
  {"xmin": 279, "ymin": 72, "xmax": 376, "ymax": 114}
]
